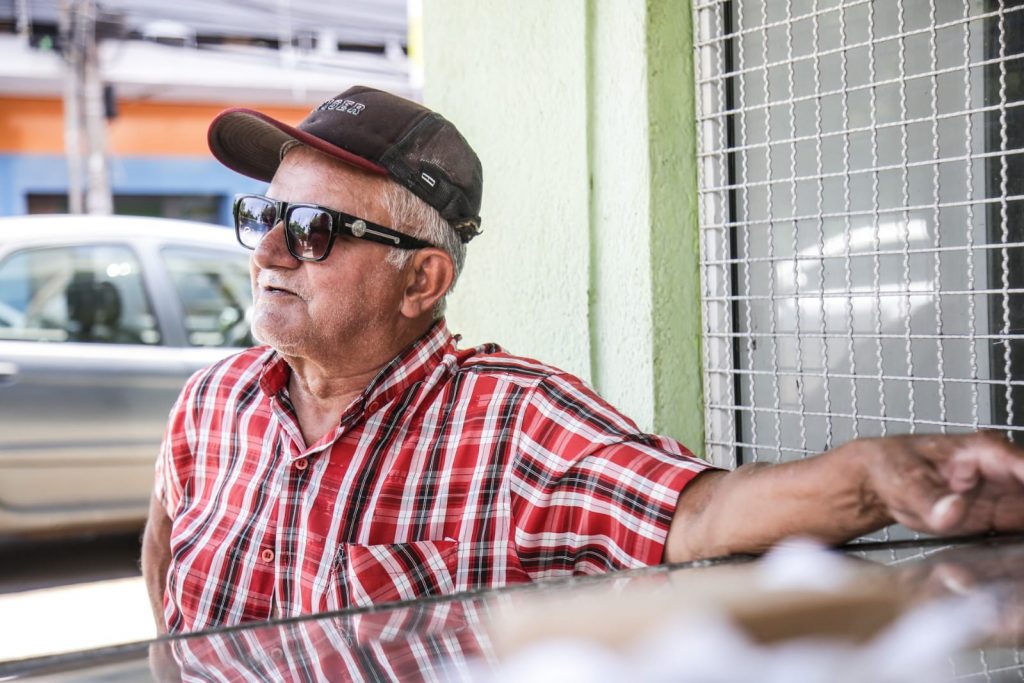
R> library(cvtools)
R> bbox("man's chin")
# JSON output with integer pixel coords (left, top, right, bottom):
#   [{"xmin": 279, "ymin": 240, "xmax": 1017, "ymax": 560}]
[
  {"xmin": 251, "ymin": 317, "xmax": 305, "ymax": 353},
  {"xmin": 250, "ymin": 327, "xmax": 268, "ymax": 346}
]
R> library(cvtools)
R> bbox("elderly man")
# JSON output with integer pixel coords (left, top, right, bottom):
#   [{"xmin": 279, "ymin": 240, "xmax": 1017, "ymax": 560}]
[{"xmin": 142, "ymin": 85, "xmax": 1024, "ymax": 635}]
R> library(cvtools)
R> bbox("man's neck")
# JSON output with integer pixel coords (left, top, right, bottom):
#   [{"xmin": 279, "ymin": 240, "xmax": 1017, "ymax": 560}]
[{"xmin": 281, "ymin": 318, "xmax": 436, "ymax": 446}]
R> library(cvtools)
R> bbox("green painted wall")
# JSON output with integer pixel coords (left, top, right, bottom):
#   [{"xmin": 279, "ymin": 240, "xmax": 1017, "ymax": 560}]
[
  {"xmin": 422, "ymin": 2, "xmax": 593, "ymax": 382},
  {"xmin": 423, "ymin": 0, "xmax": 704, "ymax": 456},
  {"xmin": 646, "ymin": 1, "xmax": 704, "ymax": 455}
]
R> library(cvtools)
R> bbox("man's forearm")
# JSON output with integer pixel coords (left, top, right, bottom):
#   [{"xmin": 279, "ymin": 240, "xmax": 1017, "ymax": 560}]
[
  {"xmin": 665, "ymin": 441, "xmax": 891, "ymax": 563},
  {"xmin": 141, "ymin": 494, "xmax": 173, "ymax": 635}
]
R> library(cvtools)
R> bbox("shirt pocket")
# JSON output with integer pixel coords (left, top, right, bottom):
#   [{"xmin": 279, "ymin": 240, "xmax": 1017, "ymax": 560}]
[{"xmin": 332, "ymin": 539, "xmax": 459, "ymax": 609}]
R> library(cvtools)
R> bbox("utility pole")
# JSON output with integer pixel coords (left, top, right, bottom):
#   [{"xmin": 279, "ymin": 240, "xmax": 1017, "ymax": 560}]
[
  {"xmin": 58, "ymin": 0, "xmax": 84, "ymax": 214},
  {"xmin": 59, "ymin": 0, "xmax": 113, "ymax": 215},
  {"xmin": 15, "ymin": 0, "xmax": 30, "ymax": 42},
  {"xmin": 81, "ymin": 0, "xmax": 112, "ymax": 216}
]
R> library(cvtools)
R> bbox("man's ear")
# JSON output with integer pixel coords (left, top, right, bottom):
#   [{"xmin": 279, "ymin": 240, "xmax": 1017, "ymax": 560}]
[{"xmin": 400, "ymin": 249, "xmax": 455, "ymax": 319}]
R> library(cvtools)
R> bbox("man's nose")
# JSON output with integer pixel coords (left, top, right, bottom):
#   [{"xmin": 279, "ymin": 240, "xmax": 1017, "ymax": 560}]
[{"xmin": 253, "ymin": 221, "xmax": 298, "ymax": 267}]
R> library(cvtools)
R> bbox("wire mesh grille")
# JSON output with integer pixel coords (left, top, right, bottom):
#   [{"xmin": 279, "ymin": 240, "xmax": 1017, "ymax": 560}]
[
  {"xmin": 693, "ymin": 8, "xmax": 1024, "ymax": 674},
  {"xmin": 694, "ymin": 0, "xmax": 1024, "ymax": 476}
]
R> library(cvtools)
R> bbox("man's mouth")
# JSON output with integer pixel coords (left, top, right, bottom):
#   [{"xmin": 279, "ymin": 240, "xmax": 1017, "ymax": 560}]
[{"xmin": 260, "ymin": 282, "xmax": 299, "ymax": 297}]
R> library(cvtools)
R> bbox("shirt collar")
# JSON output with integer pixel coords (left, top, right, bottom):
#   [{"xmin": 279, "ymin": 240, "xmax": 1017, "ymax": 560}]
[
  {"xmin": 258, "ymin": 319, "xmax": 454, "ymax": 418},
  {"xmin": 357, "ymin": 318, "xmax": 453, "ymax": 412}
]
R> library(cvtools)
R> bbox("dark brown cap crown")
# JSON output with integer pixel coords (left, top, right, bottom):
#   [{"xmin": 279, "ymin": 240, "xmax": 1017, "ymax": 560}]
[{"xmin": 208, "ymin": 85, "xmax": 483, "ymax": 242}]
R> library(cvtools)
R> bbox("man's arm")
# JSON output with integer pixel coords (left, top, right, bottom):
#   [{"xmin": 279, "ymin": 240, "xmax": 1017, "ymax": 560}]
[
  {"xmin": 665, "ymin": 431, "xmax": 1024, "ymax": 563},
  {"xmin": 141, "ymin": 493, "xmax": 173, "ymax": 635}
]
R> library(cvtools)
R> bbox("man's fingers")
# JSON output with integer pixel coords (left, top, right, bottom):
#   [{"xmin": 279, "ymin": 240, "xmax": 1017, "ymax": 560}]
[
  {"xmin": 970, "ymin": 431, "xmax": 1024, "ymax": 480},
  {"xmin": 948, "ymin": 432, "xmax": 1024, "ymax": 489},
  {"xmin": 948, "ymin": 456, "xmax": 980, "ymax": 493}
]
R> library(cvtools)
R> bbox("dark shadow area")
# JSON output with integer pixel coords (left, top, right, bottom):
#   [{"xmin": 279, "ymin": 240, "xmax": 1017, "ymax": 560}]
[{"xmin": 0, "ymin": 531, "xmax": 142, "ymax": 594}]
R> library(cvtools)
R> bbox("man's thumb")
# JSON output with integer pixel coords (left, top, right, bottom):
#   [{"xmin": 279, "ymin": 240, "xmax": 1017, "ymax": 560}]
[{"xmin": 928, "ymin": 492, "xmax": 966, "ymax": 531}]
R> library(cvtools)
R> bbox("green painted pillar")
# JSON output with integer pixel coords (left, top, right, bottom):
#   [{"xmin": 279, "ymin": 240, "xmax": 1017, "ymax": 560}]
[
  {"xmin": 646, "ymin": 0, "xmax": 704, "ymax": 455},
  {"xmin": 423, "ymin": 0, "xmax": 704, "ymax": 456}
]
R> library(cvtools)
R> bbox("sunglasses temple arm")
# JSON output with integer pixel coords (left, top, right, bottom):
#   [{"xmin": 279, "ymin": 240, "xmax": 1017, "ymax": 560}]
[{"xmin": 343, "ymin": 222, "xmax": 402, "ymax": 246}]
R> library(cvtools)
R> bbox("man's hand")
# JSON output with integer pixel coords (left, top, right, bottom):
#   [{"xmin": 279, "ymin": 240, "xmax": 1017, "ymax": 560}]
[
  {"xmin": 666, "ymin": 430, "xmax": 1024, "ymax": 564},
  {"xmin": 860, "ymin": 431, "xmax": 1024, "ymax": 535}
]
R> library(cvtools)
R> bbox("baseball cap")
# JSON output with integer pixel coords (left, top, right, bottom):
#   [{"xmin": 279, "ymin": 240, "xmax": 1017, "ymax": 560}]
[{"xmin": 207, "ymin": 85, "xmax": 483, "ymax": 242}]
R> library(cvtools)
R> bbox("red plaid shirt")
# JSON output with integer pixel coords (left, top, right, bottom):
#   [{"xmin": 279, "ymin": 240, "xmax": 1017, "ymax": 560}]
[
  {"xmin": 169, "ymin": 601, "xmax": 490, "ymax": 682},
  {"xmin": 155, "ymin": 320, "xmax": 708, "ymax": 633}
]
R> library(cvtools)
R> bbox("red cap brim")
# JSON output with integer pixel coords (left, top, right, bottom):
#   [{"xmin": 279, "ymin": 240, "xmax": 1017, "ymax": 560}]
[{"xmin": 207, "ymin": 107, "xmax": 388, "ymax": 182}]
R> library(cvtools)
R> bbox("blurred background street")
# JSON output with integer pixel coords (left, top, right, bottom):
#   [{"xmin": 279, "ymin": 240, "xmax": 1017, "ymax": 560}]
[
  {"xmin": 0, "ymin": 533, "xmax": 152, "ymax": 659},
  {"xmin": 0, "ymin": 0, "xmax": 416, "ymax": 664}
]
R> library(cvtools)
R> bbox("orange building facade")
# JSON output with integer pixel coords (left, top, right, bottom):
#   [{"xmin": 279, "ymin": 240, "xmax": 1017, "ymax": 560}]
[{"xmin": 0, "ymin": 96, "xmax": 310, "ymax": 223}]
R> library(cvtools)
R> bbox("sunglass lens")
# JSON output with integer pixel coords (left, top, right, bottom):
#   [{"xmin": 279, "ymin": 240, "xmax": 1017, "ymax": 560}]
[
  {"xmin": 235, "ymin": 196, "xmax": 275, "ymax": 249},
  {"xmin": 287, "ymin": 207, "xmax": 333, "ymax": 260}
]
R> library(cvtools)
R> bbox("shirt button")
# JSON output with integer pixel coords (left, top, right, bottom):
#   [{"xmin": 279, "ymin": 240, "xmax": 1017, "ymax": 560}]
[
  {"xmin": 367, "ymin": 401, "xmax": 380, "ymax": 412},
  {"xmin": 294, "ymin": 458, "xmax": 308, "ymax": 471},
  {"xmin": 261, "ymin": 548, "xmax": 275, "ymax": 563}
]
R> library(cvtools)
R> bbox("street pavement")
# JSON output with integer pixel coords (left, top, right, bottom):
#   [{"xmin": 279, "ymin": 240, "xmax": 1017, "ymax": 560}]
[
  {"xmin": 0, "ymin": 532, "xmax": 156, "ymax": 662},
  {"xmin": 0, "ymin": 576, "xmax": 156, "ymax": 661}
]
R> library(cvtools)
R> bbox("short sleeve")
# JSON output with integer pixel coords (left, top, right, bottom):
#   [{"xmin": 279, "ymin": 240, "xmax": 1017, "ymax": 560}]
[
  {"xmin": 510, "ymin": 373, "xmax": 713, "ymax": 578},
  {"xmin": 154, "ymin": 369, "xmax": 203, "ymax": 518}
]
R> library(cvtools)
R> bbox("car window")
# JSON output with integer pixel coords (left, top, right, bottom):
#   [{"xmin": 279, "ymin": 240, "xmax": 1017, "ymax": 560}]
[
  {"xmin": 0, "ymin": 244, "xmax": 161, "ymax": 344},
  {"xmin": 161, "ymin": 246, "xmax": 253, "ymax": 348}
]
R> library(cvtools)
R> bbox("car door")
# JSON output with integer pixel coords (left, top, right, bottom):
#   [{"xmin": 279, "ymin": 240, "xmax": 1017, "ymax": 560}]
[{"xmin": 0, "ymin": 242, "xmax": 196, "ymax": 532}]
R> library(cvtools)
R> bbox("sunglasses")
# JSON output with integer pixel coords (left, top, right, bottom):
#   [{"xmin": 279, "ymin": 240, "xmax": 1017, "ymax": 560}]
[{"xmin": 233, "ymin": 193, "xmax": 435, "ymax": 262}]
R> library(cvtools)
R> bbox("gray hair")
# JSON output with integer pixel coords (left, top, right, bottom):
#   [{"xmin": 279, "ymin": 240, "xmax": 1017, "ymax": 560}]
[{"xmin": 381, "ymin": 181, "xmax": 467, "ymax": 319}]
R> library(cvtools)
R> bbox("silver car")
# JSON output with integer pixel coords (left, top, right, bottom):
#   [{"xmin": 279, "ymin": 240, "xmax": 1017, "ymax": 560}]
[{"xmin": 0, "ymin": 215, "xmax": 253, "ymax": 537}]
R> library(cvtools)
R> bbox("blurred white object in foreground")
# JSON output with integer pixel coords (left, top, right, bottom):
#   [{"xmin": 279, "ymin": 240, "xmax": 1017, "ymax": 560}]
[{"xmin": 481, "ymin": 540, "xmax": 1000, "ymax": 683}]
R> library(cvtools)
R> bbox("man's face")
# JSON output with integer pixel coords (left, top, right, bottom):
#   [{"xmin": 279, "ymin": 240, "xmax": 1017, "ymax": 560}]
[{"xmin": 249, "ymin": 147, "xmax": 408, "ymax": 361}]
